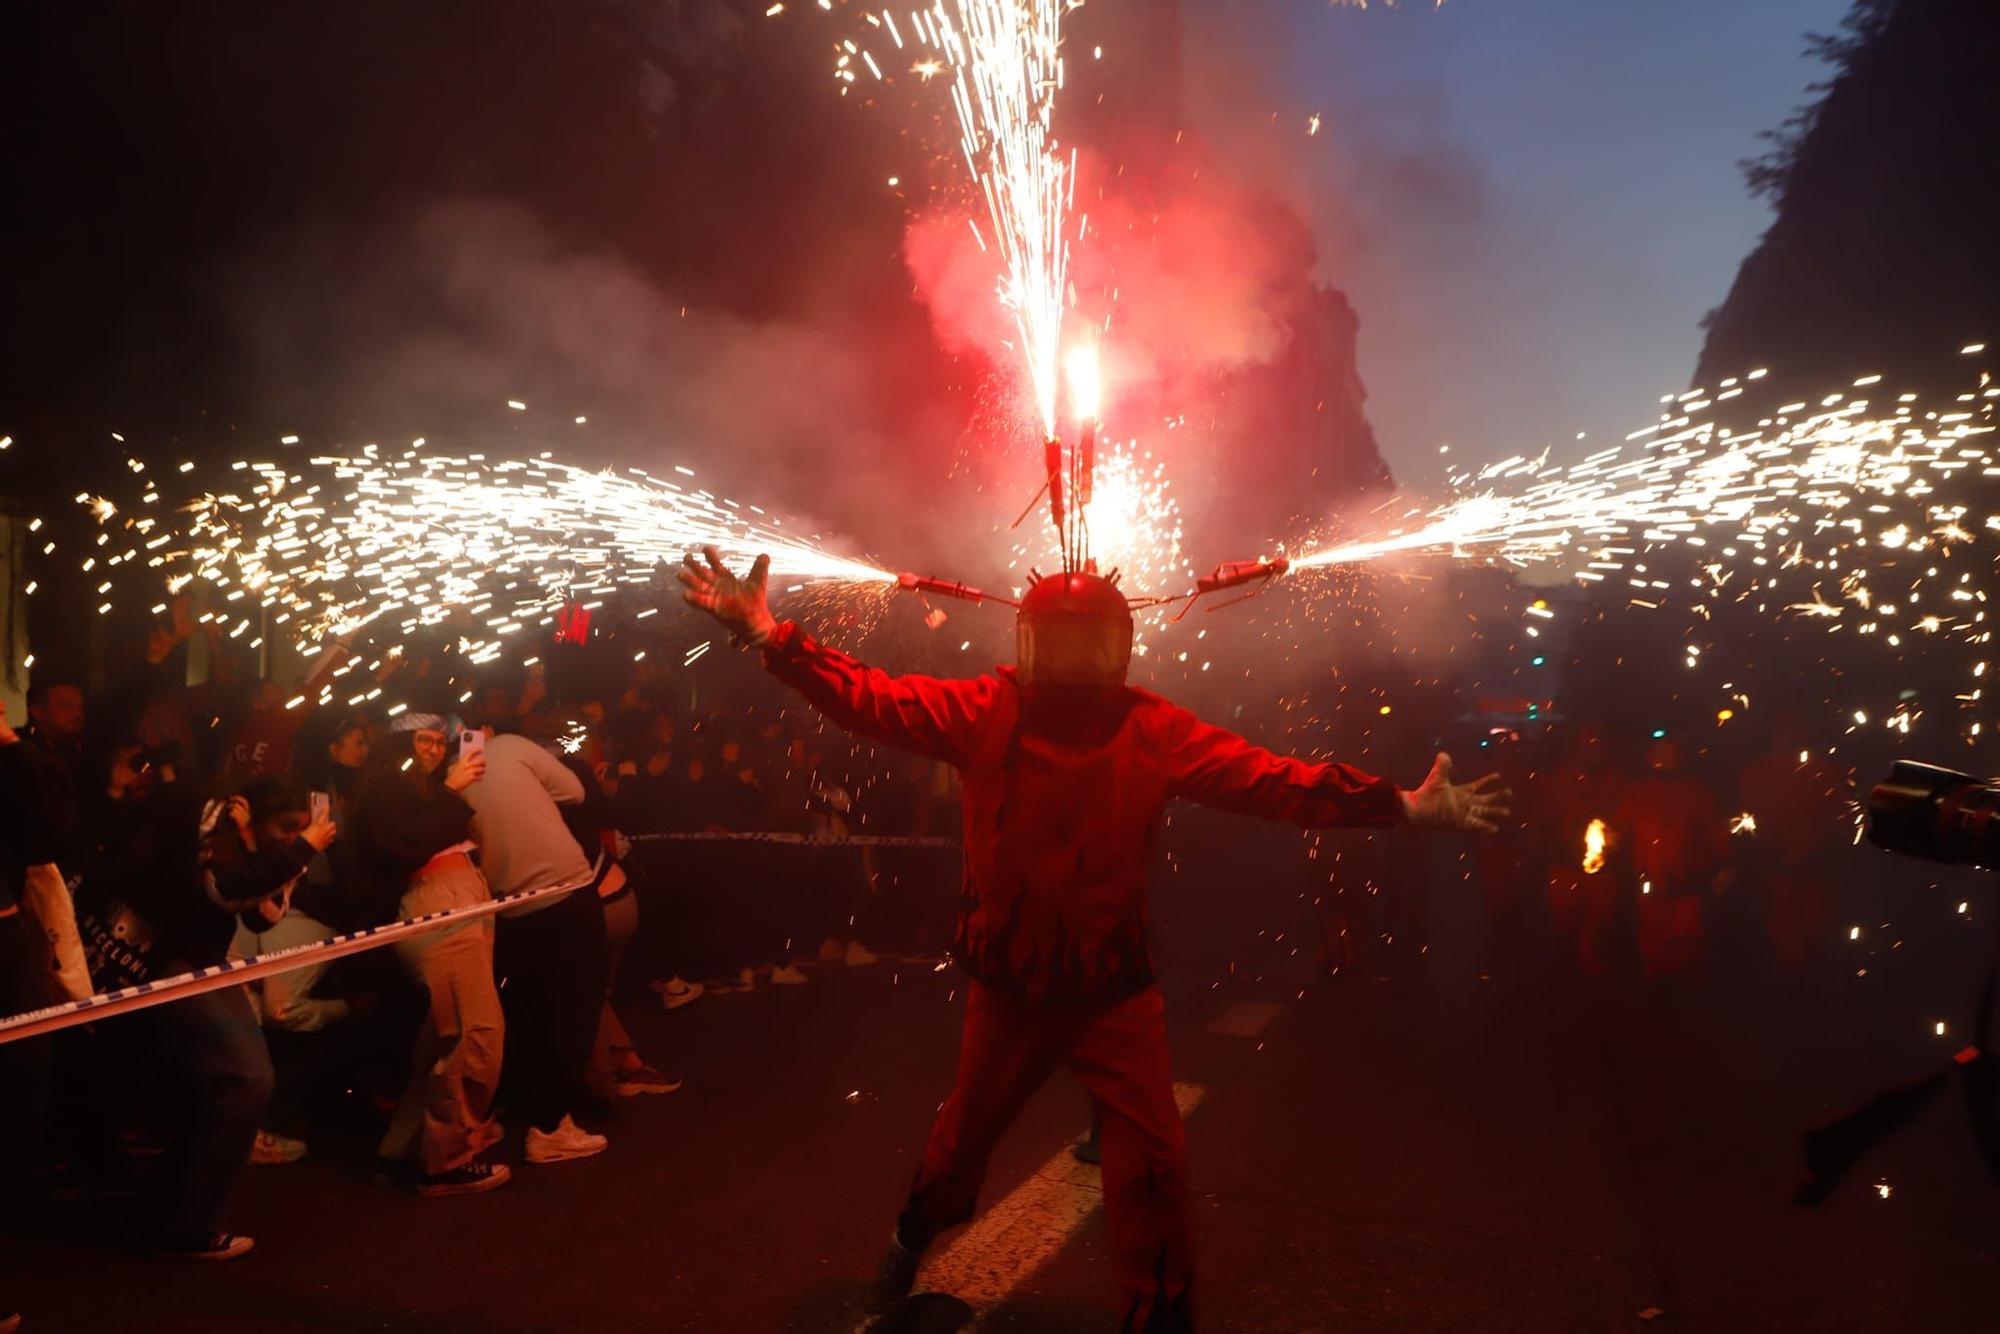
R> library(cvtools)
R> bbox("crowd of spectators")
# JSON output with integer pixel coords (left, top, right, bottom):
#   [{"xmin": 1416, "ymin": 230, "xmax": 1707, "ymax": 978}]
[{"xmin": 0, "ymin": 596, "xmax": 962, "ymax": 1307}]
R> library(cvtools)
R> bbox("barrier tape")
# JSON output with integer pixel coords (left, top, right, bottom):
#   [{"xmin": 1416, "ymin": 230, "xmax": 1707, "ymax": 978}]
[
  {"xmin": 0, "ymin": 879, "xmax": 587, "ymax": 1046},
  {"xmin": 0, "ymin": 830, "xmax": 960, "ymax": 1046}
]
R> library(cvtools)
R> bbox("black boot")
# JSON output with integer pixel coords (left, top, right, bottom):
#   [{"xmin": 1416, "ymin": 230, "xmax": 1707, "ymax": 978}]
[{"xmin": 867, "ymin": 1226, "xmax": 927, "ymax": 1314}]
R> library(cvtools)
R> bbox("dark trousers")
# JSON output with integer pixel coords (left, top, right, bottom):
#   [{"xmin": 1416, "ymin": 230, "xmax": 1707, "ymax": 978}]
[
  {"xmin": 0, "ymin": 912, "xmax": 55, "ymax": 1173},
  {"xmin": 494, "ymin": 886, "xmax": 607, "ymax": 1132},
  {"xmin": 899, "ymin": 982, "xmax": 1194, "ymax": 1334},
  {"xmin": 136, "ymin": 984, "xmax": 273, "ymax": 1238}
]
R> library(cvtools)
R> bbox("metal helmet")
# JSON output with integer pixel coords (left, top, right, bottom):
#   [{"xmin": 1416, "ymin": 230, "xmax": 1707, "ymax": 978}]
[{"xmin": 1016, "ymin": 571, "xmax": 1134, "ymax": 689}]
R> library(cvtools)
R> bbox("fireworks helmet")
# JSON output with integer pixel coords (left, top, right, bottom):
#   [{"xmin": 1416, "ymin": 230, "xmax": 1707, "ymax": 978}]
[{"xmin": 1016, "ymin": 571, "xmax": 1134, "ymax": 689}]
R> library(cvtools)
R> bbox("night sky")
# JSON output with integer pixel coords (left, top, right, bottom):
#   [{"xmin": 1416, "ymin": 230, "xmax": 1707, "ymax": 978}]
[{"xmin": 1187, "ymin": 0, "xmax": 1856, "ymax": 484}]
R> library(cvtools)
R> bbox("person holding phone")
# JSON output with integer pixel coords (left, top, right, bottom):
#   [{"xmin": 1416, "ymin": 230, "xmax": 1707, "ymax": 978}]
[{"xmin": 351, "ymin": 713, "xmax": 511, "ymax": 1197}]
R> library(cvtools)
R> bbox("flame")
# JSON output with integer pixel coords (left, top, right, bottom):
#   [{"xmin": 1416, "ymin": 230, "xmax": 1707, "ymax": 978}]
[
  {"xmin": 1582, "ymin": 818, "xmax": 1607, "ymax": 875},
  {"xmin": 1730, "ymin": 811, "xmax": 1758, "ymax": 835},
  {"xmin": 1064, "ymin": 341, "xmax": 1102, "ymax": 424}
]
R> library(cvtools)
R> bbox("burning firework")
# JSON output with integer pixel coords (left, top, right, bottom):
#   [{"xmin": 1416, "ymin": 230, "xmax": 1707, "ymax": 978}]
[
  {"xmin": 1282, "ymin": 351, "xmax": 1997, "ymax": 738},
  {"xmin": 75, "ymin": 445, "xmax": 893, "ymax": 670},
  {"xmin": 816, "ymin": 0, "xmax": 1077, "ymax": 436},
  {"xmin": 1582, "ymin": 818, "xmax": 1608, "ymax": 874}
]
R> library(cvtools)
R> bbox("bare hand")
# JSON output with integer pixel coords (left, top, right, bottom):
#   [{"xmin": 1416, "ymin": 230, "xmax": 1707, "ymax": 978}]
[
  {"xmin": 678, "ymin": 546, "xmax": 776, "ymax": 646},
  {"xmin": 1401, "ymin": 752, "xmax": 1512, "ymax": 834},
  {"xmin": 0, "ymin": 700, "xmax": 17, "ymax": 747},
  {"xmin": 301, "ymin": 817, "xmax": 339, "ymax": 851},
  {"xmin": 444, "ymin": 751, "xmax": 487, "ymax": 791}
]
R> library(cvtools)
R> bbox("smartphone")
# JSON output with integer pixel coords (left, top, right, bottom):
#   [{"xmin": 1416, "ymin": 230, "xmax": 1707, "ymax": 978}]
[
  {"xmin": 459, "ymin": 729, "xmax": 486, "ymax": 763},
  {"xmin": 309, "ymin": 791, "xmax": 331, "ymax": 825}
]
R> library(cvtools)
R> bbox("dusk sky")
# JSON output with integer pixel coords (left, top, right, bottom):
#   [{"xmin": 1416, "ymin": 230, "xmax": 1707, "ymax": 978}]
[{"xmin": 1186, "ymin": 0, "xmax": 1857, "ymax": 486}]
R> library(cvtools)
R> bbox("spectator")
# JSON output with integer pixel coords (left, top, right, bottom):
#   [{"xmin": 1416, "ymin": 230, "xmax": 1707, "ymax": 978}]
[
  {"xmin": 351, "ymin": 716, "xmax": 511, "ymax": 1197},
  {"xmin": 552, "ymin": 743, "xmax": 681, "ymax": 1099},
  {"xmin": 227, "ymin": 893, "xmax": 354, "ymax": 1166},
  {"xmin": 21, "ymin": 677, "xmax": 85, "ymax": 787},
  {"xmin": 0, "ymin": 697, "xmax": 87, "ymax": 1238},
  {"xmin": 458, "ymin": 728, "xmax": 611, "ymax": 1163},
  {"xmin": 199, "ymin": 777, "xmax": 339, "ymax": 1168},
  {"xmin": 71, "ymin": 752, "xmax": 324, "ymax": 1259}
]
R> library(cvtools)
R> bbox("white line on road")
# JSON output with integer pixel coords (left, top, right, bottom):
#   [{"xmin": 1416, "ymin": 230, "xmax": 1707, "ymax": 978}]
[
  {"xmin": 916, "ymin": 1083, "xmax": 1207, "ymax": 1325},
  {"xmin": 1204, "ymin": 1000, "xmax": 1284, "ymax": 1038}
]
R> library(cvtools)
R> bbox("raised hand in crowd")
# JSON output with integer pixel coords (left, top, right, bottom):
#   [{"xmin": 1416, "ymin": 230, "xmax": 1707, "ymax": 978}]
[{"xmin": 301, "ymin": 812, "xmax": 339, "ymax": 852}]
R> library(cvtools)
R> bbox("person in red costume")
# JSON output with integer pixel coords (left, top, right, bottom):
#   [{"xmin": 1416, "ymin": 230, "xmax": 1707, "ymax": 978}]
[{"xmin": 679, "ymin": 549, "xmax": 1510, "ymax": 1332}]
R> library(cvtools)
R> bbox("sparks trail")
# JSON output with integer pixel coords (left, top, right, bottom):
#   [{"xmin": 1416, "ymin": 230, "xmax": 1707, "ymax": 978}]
[
  {"xmin": 819, "ymin": 1, "xmax": 1076, "ymax": 435},
  {"xmin": 1288, "ymin": 351, "xmax": 1997, "ymax": 739},
  {"xmin": 1296, "ymin": 363, "xmax": 1996, "ymax": 576},
  {"xmin": 77, "ymin": 446, "xmax": 893, "ymax": 667}
]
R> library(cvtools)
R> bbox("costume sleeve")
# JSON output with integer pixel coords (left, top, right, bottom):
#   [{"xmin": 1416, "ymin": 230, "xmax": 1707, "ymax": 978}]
[
  {"xmin": 760, "ymin": 621, "xmax": 996, "ymax": 766},
  {"xmin": 1162, "ymin": 705, "xmax": 1406, "ymax": 829}
]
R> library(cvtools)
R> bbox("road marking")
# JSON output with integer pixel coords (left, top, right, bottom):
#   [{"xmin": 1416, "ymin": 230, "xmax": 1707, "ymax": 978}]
[
  {"xmin": 1205, "ymin": 1000, "xmax": 1283, "ymax": 1038},
  {"xmin": 917, "ymin": 1083, "xmax": 1206, "ymax": 1324}
]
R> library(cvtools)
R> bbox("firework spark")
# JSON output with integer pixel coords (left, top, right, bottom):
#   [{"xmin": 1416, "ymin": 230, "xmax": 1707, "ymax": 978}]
[
  {"xmin": 82, "ymin": 446, "xmax": 893, "ymax": 668},
  {"xmin": 1286, "ymin": 351, "xmax": 1997, "ymax": 739}
]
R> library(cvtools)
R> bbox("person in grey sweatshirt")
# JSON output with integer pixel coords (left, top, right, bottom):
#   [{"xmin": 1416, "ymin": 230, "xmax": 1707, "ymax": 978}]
[{"xmin": 460, "ymin": 729, "xmax": 610, "ymax": 1165}]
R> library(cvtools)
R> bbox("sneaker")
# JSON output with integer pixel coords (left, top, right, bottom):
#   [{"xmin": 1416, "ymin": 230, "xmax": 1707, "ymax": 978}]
[
  {"xmin": 155, "ymin": 1230, "xmax": 256, "ymax": 1261},
  {"xmin": 818, "ymin": 937, "xmax": 845, "ymax": 962},
  {"xmin": 248, "ymin": 1130, "xmax": 307, "ymax": 1166},
  {"xmin": 525, "ymin": 1115, "xmax": 609, "ymax": 1164},
  {"xmin": 417, "ymin": 1158, "xmax": 512, "ymax": 1197},
  {"xmin": 844, "ymin": 941, "xmax": 881, "ymax": 967},
  {"xmin": 615, "ymin": 1064, "xmax": 684, "ymax": 1096},
  {"xmin": 867, "ymin": 1227, "xmax": 928, "ymax": 1313},
  {"xmin": 656, "ymin": 976, "xmax": 705, "ymax": 1010},
  {"xmin": 372, "ymin": 1153, "xmax": 420, "ymax": 1185},
  {"xmin": 770, "ymin": 963, "xmax": 809, "ymax": 986}
]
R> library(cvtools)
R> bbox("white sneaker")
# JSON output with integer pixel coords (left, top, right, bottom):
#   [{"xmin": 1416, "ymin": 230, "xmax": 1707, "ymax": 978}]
[
  {"xmin": 770, "ymin": 963, "xmax": 809, "ymax": 985},
  {"xmin": 524, "ymin": 1115, "xmax": 608, "ymax": 1164},
  {"xmin": 844, "ymin": 941, "xmax": 880, "ymax": 967},
  {"xmin": 248, "ymin": 1130, "xmax": 308, "ymax": 1165},
  {"xmin": 655, "ymin": 976, "xmax": 705, "ymax": 1010}
]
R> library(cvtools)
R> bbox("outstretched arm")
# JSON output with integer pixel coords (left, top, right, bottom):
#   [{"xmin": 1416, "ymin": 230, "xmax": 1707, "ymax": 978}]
[
  {"xmin": 679, "ymin": 547, "xmax": 993, "ymax": 765},
  {"xmin": 1165, "ymin": 708, "xmax": 1510, "ymax": 834},
  {"xmin": 1165, "ymin": 709, "xmax": 1405, "ymax": 828}
]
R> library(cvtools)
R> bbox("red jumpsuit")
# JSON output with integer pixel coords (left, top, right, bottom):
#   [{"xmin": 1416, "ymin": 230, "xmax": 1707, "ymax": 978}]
[{"xmin": 761, "ymin": 622, "xmax": 1405, "ymax": 1330}]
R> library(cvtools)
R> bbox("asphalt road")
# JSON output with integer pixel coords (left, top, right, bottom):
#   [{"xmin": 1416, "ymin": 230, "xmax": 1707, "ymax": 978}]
[{"xmin": 9, "ymin": 829, "xmax": 1999, "ymax": 1332}]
